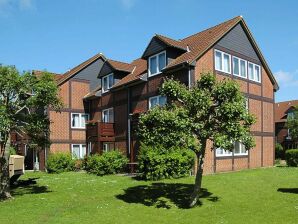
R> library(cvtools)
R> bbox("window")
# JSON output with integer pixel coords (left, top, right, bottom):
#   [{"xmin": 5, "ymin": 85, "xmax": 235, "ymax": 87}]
[
  {"xmin": 72, "ymin": 144, "xmax": 86, "ymax": 159},
  {"xmin": 102, "ymin": 108, "xmax": 114, "ymax": 123},
  {"xmin": 287, "ymin": 111, "xmax": 294, "ymax": 120},
  {"xmin": 215, "ymin": 50, "xmax": 231, "ymax": 74},
  {"xmin": 148, "ymin": 51, "xmax": 166, "ymax": 76},
  {"xmin": 71, "ymin": 113, "xmax": 89, "ymax": 129},
  {"xmin": 103, "ymin": 142, "xmax": 115, "ymax": 152},
  {"xmin": 216, "ymin": 142, "xmax": 247, "ymax": 157},
  {"xmin": 233, "ymin": 56, "xmax": 247, "ymax": 78},
  {"xmin": 149, "ymin": 95, "xmax": 167, "ymax": 109},
  {"xmin": 102, "ymin": 73, "xmax": 114, "ymax": 92},
  {"xmin": 248, "ymin": 62, "xmax": 261, "ymax": 82}
]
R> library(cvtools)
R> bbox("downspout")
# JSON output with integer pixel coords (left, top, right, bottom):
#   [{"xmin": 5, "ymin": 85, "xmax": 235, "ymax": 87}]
[
  {"xmin": 127, "ymin": 88, "xmax": 132, "ymax": 160},
  {"xmin": 188, "ymin": 67, "xmax": 191, "ymax": 89}
]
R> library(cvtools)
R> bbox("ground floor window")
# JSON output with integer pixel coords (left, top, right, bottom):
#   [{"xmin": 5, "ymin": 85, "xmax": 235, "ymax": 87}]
[
  {"xmin": 72, "ymin": 144, "xmax": 86, "ymax": 159},
  {"xmin": 103, "ymin": 142, "xmax": 115, "ymax": 152},
  {"xmin": 216, "ymin": 141, "xmax": 248, "ymax": 157}
]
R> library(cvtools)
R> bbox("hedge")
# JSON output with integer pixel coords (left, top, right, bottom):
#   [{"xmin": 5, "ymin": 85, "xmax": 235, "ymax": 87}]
[
  {"xmin": 46, "ymin": 152, "xmax": 76, "ymax": 173},
  {"xmin": 137, "ymin": 144, "xmax": 195, "ymax": 180},
  {"xmin": 285, "ymin": 149, "xmax": 298, "ymax": 167},
  {"xmin": 83, "ymin": 151, "xmax": 128, "ymax": 176}
]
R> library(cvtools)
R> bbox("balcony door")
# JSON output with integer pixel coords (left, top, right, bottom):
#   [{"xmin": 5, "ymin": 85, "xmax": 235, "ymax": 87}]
[{"xmin": 102, "ymin": 108, "xmax": 114, "ymax": 123}]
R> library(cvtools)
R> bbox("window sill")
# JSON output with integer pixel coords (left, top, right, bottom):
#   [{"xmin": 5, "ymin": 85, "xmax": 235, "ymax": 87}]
[
  {"xmin": 215, "ymin": 69, "xmax": 231, "ymax": 75},
  {"xmin": 216, "ymin": 154, "xmax": 248, "ymax": 159},
  {"xmin": 71, "ymin": 127, "xmax": 86, "ymax": 130}
]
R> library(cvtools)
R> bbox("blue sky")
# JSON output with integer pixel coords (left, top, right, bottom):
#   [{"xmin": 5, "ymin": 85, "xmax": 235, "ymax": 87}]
[{"xmin": 0, "ymin": 0, "xmax": 297, "ymax": 102}]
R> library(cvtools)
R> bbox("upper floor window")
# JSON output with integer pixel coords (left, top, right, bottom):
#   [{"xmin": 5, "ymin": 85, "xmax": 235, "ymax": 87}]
[
  {"xmin": 215, "ymin": 50, "xmax": 231, "ymax": 74},
  {"xmin": 248, "ymin": 62, "xmax": 261, "ymax": 83},
  {"xmin": 103, "ymin": 142, "xmax": 115, "ymax": 152},
  {"xmin": 233, "ymin": 56, "xmax": 247, "ymax": 78},
  {"xmin": 71, "ymin": 113, "xmax": 89, "ymax": 129},
  {"xmin": 102, "ymin": 73, "xmax": 114, "ymax": 93},
  {"xmin": 287, "ymin": 111, "xmax": 294, "ymax": 120},
  {"xmin": 102, "ymin": 108, "xmax": 114, "ymax": 123},
  {"xmin": 216, "ymin": 141, "xmax": 247, "ymax": 157},
  {"xmin": 149, "ymin": 95, "xmax": 167, "ymax": 109},
  {"xmin": 148, "ymin": 51, "xmax": 166, "ymax": 77}
]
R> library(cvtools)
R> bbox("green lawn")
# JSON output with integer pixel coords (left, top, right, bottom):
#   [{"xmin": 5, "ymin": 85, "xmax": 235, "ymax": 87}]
[{"xmin": 0, "ymin": 167, "xmax": 297, "ymax": 224}]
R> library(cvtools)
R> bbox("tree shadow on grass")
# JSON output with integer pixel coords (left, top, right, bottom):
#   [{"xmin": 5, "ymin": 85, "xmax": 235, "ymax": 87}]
[
  {"xmin": 277, "ymin": 188, "xmax": 298, "ymax": 194},
  {"xmin": 10, "ymin": 178, "xmax": 51, "ymax": 197},
  {"xmin": 116, "ymin": 183, "xmax": 219, "ymax": 209}
]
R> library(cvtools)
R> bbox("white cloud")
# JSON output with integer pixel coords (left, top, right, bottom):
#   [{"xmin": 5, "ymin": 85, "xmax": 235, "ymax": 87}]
[
  {"xmin": 0, "ymin": 0, "xmax": 34, "ymax": 15},
  {"xmin": 120, "ymin": 0, "xmax": 136, "ymax": 10},
  {"xmin": 274, "ymin": 70, "xmax": 298, "ymax": 87}
]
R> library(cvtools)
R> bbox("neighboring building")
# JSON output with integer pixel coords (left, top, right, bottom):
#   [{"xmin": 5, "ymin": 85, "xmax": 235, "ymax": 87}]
[
  {"xmin": 275, "ymin": 100, "xmax": 298, "ymax": 150},
  {"xmin": 14, "ymin": 16, "xmax": 279, "ymax": 173}
]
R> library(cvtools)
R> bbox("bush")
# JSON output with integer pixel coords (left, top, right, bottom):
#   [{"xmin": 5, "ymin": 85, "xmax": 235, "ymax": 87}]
[
  {"xmin": 8, "ymin": 146, "xmax": 17, "ymax": 155},
  {"xmin": 275, "ymin": 143, "xmax": 284, "ymax": 159},
  {"xmin": 84, "ymin": 151, "xmax": 128, "ymax": 176},
  {"xmin": 137, "ymin": 144, "xmax": 195, "ymax": 180},
  {"xmin": 285, "ymin": 149, "xmax": 298, "ymax": 167},
  {"xmin": 46, "ymin": 152, "xmax": 76, "ymax": 173}
]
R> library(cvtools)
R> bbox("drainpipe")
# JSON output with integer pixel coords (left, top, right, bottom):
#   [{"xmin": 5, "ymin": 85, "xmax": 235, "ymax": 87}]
[
  {"xmin": 188, "ymin": 67, "xmax": 191, "ymax": 89},
  {"xmin": 127, "ymin": 88, "xmax": 132, "ymax": 160}
]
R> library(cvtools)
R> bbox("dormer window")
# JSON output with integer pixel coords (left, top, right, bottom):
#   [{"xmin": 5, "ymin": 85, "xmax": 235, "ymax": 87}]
[
  {"xmin": 102, "ymin": 73, "xmax": 114, "ymax": 93},
  {"xmin": 148, "ymin": 51, "xmax": 166, "ymax": 77}
]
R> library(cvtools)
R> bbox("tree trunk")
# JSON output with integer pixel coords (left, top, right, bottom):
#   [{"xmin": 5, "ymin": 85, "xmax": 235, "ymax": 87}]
[
  {"xmin": 189, "ymin": 140, "xmax": 206, "ymax": 207},
  {"xmin": 0, "ymin": 134, "xmax": 12, "ymax": 200}
]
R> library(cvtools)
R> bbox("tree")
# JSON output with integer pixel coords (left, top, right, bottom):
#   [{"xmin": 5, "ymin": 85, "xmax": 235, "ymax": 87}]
[
  {"xmin": 139, "ymin": 72, "xmax": 255, "ymax": 207},
  {"xmin": 287, "ymin": 106, "xmax": 298, "ymax": 148},
  {"xmin": 0, "ymin": 65, "xmax": 62, "ymax": 199}
]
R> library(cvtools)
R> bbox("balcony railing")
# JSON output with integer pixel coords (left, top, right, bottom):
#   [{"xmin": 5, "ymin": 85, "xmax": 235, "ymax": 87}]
[{"xmin": 86, "ymin": 121, "xmax": 115, "ymax": 141}]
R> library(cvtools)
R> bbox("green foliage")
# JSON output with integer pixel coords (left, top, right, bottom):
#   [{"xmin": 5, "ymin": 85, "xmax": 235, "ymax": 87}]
[
  {"xmin": 275, "ymin": 143, "xmax": 284, "ymax": 159},
  {"xmin": 0, "ymin": 66, "xmax": 62, "ymax": 150},
  {"xmin": 46, "ymin": 153, "xmax": 76, "ymax": 173},
  {"xmin": 84, "ymin": 151, "xmax": 128, "ymax": 176},
  {"xmin": 137, "ymin": 144, "xmax": 195, "ymax": 180},
  {"xmin": 287, "ymin": 106, "xmax": 298, "ymax": 143},
  {"xmin": 285, "ymin": 149, "xmax": 298, "ymax": 167},
  {"xmin": 139, "ymin": 72, "xmax": 256, "ymax": 155},
  {"xmin": 8, "ymin": 146, "xmax": 17, "ymax": 155}
]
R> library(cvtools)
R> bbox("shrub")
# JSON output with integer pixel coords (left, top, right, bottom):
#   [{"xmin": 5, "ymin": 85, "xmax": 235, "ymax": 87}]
[
  {"xmin": 285, "ymin": 149, "xmax": 298, "ymax": 167},
  {"xmin": 46, "ymin": 152, "xmax": 76, "ymax": 173},
  {"xmin": 84, "ymin": 151, "xmax": 128, "ymax": 176},
  {"xmin": 275, "ymin": 143, "xmax": 284, "ymax": 159},
  {"xmin": 8, "ymin": 146, "xmax": 17, "ymax": 155},
  {"xmin": 137, "ymin": 144, "xmax": 195, "ymax": 180}
]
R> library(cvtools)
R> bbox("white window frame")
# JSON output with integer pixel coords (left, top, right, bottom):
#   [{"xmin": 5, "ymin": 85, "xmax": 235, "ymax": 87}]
[
  {"xmin": 232, "ymin": 56, "xmax": 247, "ymax": 78},
  {"xmin": 149, "ymin": 95, "xmax": 167, "ymax": 109},
  {"xmin": 103, "ymin": 142, "xmax": 115, "ymax": 153},
  {"xmin": 216, "ymin": 142, "xmax": 248, "ymax": 157},
  {"xmin": 148, "ymin": 51, "xmax": 166, "ymax": 77},
  {"xmin": 248, "ymin": 62, "xmax": 261, "ymax": 83},
  {"xmin": 214, "ymin": 49, "xmax": 231, "ymax": 74},
  {"xmin": 102, "ymin": 108, "xmax": 114, "ymax": 123},
  {"xmin": 102, "ymin": 73, "xmax": 114, "ymax": 93},
  {"xmin": 71, "ymin": 113, "xmax": 89, "ymax": 129},
  {"xmin": 71, "ymin": 144, "xmax": 86, "ymax": 159}
]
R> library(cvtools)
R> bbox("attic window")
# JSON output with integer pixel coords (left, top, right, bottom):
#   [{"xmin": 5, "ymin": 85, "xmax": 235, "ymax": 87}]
[
  {"xmin": 148, "ymin": 51, "xmax": 166, "ymax": 77},
  {"xmin": 215, "ymin": 50, "xmax": 231, "ymax": 74},
  {"xmin": 102, "ymin": 73, "xmax": 114, "ymax": 93}
]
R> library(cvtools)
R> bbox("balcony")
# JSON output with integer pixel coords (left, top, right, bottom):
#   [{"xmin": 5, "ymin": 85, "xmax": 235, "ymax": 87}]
[{"xmin": 86, "ymin": 121, "xmax": 115, "ymax": 142}]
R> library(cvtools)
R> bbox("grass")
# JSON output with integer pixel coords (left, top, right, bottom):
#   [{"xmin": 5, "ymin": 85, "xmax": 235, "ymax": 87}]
[{"xmin": 0, "ymin": 167, "xmax": 297, "ymax": 224}]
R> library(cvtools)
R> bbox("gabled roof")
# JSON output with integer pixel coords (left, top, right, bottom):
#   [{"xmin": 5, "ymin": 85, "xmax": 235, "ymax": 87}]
[
  {"xmin": 32, "ymin": 70, "xmax": 64, "ymax": 82},
  {"xmin": 162, "ymin": 16, "xmax": 278, "ymax": 90},
  {"xmin": 105, "ymin": 59, "xmax": 134, "ymax": 73},
  {"xmin": 112, "ymin": 58, "xmax": 147, "ymax": 89},
  {"xmin": 141, "ymin": 34, "xmax": 188, "ymax": 58},
  {"xmin": 275, "ymin": 100, "xmax": 298, "ymax": 123},
  {"xmin": 57, "ymin": 53, "xmax": 106, "ymax": 85}
]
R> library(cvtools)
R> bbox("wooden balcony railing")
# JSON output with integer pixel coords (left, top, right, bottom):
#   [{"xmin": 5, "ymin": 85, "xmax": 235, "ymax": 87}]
[{"xmin": 86, "ymin": 121, "xmax": 115, "ymax": 141}]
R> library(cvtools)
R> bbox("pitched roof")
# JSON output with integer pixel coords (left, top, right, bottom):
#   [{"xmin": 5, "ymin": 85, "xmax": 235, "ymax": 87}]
[
  {"xmin": 57, "ymin": 53, "xmax": 106, "ymax": 85},
  {"xmin": 32, "ymin": 70, "xmax": 64, "ymax": 82},
  {"xmin": 162, "ymin": 16, "xmax": 278, "ymax": 90},
  {"xmin": 105, "ymin": 59, "xmax": 134, "ymax": 73},
  {"xmin": 155, "ymin": 34, "xmax": 188, "ymax": 51},
  {"xmin": 275, "ymin": 100, "xmax": 298, "ymax": 123},
  {"xmin": 112, "ymin": 58, "xmax": 147, "ymax": 88},
  {"xmin": 165, "ymin": 16, "xmax": 242, "ymax": 69}
]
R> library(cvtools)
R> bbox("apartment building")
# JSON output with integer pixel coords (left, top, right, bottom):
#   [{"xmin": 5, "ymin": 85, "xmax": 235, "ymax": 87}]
[{"xmin": 15, "ymin": 16, "xmax": 278, "ymax": 173}]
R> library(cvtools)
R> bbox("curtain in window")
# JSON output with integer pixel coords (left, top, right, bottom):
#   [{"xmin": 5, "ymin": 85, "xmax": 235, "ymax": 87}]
[
  {"xmin": 233, "ymin": 57, "xmax": 239, "ymax": 75},
  {"xmin": 81, "ymin": 145, "xmax": 86, "ymax": 158},
  {"xmin": 215, "ymin": 51, "xmax": 222, "ymax": 70},
  {"xmin": 72, "ymin": 145, "xmax": 80, "ymax": 159},
  {"xmin": 158, "ymin": 53, "xmax": 166, "ymax": 71},
  {"xmin": 150, "ymin": 56, "xmax": 157, "ymax": 74},
  {"xmin": 223, "ymin": 54, "xmax": 230, "ymax": 72},
  {"xmin": 240, "ymin": 60, "xmax": 246, "ymax": 77},
  {"xmin": 109, "ymin": 109, "xmax": 114, "ymax": 123}
]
